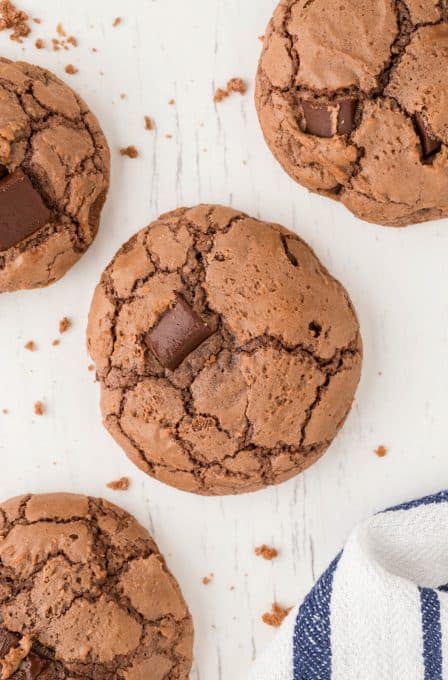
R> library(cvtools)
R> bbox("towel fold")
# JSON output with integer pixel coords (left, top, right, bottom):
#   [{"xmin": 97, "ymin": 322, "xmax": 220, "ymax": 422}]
[{"xmin": 249, "ymin": 490, "xmax": 448, "ymax": 680}]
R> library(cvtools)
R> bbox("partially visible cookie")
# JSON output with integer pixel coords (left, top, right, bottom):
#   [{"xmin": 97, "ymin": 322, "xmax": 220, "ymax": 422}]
[
  {"xmin": 0, "ymin": 59, "xmax": 110, "ymax": 292},
  {"xmin": 87, "ymin": 204, "xmax": 362, "ymax": 496},
  {"xmin": 0, "ymin": 493, "xmax": 193, "ymax": 679},
  {"xmin": 256, "ymin": 0, "xmax": 448, "ymax": 227}
]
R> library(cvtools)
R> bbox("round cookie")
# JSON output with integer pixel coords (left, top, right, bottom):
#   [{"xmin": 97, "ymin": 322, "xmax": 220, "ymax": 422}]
[
  {"xmin": 256, "ymin": 0, "xmax": 448, "ymax": 227},
  {"xmin": 0, "ymin": 493, "xmax": 193, "ymax": 679},
  {"xmin": 0, "ymin": 59, "xmax": 110, "ymax": 292},
  {"xmin": 87, "ymin": 204, "xmax": 362, "ymax": 496}
]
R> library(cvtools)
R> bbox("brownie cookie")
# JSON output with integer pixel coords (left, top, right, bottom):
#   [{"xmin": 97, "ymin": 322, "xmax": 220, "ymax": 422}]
[
  {"xmin": 0, "ymin": 493, "xmax": 193, "ymax": 679},
  {"xmin": 256, "ymin": 0, "xmax": 448, "ymax": 227},
  {"xmin": 0, "ymin": 59, "xmax": 110, "ymax": 292},
  {"xmin": 87, "ymin": 205, "xmax": 362, "ymax": 496}
]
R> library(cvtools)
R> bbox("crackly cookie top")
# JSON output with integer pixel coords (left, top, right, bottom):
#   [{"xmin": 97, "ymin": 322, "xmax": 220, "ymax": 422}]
[
  {"xmin": 0, "ymin": 493, "xmax": 193, "ymax": 679},
  {"xmin": 0, "ymin": 59, "xmax": 110, "ymax": 292},
  {"xmin": 256, "ymin": 0, "xmax": 448, "ymax": 227},
  {"xmin": 87, "ymin": 205, "xmax": 362, "ymax": 496}
]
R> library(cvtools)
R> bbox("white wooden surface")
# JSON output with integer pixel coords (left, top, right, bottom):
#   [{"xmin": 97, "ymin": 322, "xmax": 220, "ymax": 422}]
[{"xmin": 1, "ymin": 1, "xmax": 448, "ymax": 677}]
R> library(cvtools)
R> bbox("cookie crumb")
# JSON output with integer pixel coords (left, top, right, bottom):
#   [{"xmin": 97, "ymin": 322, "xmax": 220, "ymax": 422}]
[
  {"xmin": 375, "ymin": 445, "xmax": 388, "ymax": 458},
  {"xmin": 24, "ymin": 340, "xmax": 36, "ymax": 352},
  {"xmin": 59, "ymin": 317, "xmax": 72, "ymax": 333},
  {"xmin": 262, "ymin": 603, "xmax": 291, "ymax": 628},
  {"xmin": 2, "ymin": 408, "xmax": 8, "ymax": 415},
  {"xmin": 67, "ymin": 35, "xmax": 77, "ymax": 47},
  {"xmin": 120, "ymin": 93, "xmax": 127, "ymax": 100},
  {"xmin": 56, "ymin": 21, "xmax": 66, "ymax": 37},
  {"xmin": 34, "ymin": 37, "xmax": 44, "ymax": 49},
  {"xmin": 34, "ymin": 401, "xmax": 45, "ymax": 416},
  {"xmin": 0, "ymin": 0, "xmax": 31, "ymax": 42},
  {"xmin": 202, "ymin": 574, "xmax": 214, "ymax": 585},
  {"xmin": 113, "ymin": 17, "xmax": 122, "ymax": 27},
  {"xmin": 33, "ymin": 17, "xmax": 41, "ymax": 24},
  {"xmin": 255, "ymin": 545, "xmax": 278, "ymax": 561},
  {"xmin": 144, "ymin": 115, "xmax": 154, "ymax": 131},
  {"xmin": 64, "ymin": 64, "xmax": 78, "ymax": 75},
  {"xmin": 168, "ymin": 98, "xmax": 175, "ymax": 105},
  {"xmin": 120, "ymin": 145, "xmax": 139, "ymax": 159},
  {"xmin": 107, "ymin": 476, "xmax": 130, "ymax": 491},
  {"xmin": 214, "ymin": 77, "xmax": 247, "ymax": 103},
  {"xmin": 88, "ymin": 364, "xmax": 95, "ymax": 372},
  {"xmin": 52, "ymin": 339, "xmax": 60, "ymax": 347},
  {"xmin": 165, "ymin": 134, "xmax": 173, "ymax": 139}
]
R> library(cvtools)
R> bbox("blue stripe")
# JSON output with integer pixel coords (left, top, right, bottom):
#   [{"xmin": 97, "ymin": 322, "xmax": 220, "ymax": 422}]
[
  {"xmin": 292, "ymin": 553, "xmax": 341, "ymax": 679},
  {"xmin": 420, "ymin": 588, "xmax": 442, "ymax": 680},
  {"xmin": 385, "ymin": 490, "xmax": 448, "ymax": 514}
]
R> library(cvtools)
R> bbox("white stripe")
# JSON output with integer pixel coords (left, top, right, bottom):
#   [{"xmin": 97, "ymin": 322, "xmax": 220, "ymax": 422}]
[{"xmin": 331, "ymin": 523, "xmax": 425, "ymax": 680}]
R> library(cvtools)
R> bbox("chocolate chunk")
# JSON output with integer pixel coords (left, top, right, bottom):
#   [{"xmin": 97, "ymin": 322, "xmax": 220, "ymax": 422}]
[
  {"xmin": 0, "ymin": 170, "xmax": 50, "ymax": 251},
  {"xmin": 0, "ymin": 626, "xmax": 19, "ymax": 658},
  {"xmin": 145, "ymin": 297, "xmax": 213, "ymax": 370},
  {"xmin": 302, "ymin": 100, "xmax": 333, "ymax": 138},
  {"xmin": 337, "ymin": 99, "xmax": 357, "ymax": 135},
  {"xmin": 414, "ymin": 113, "xmax": 441, "ymax": 158},
  {"xmin": 14, "ymin": 654, "xmax": 48, "ymax": 679},
  {"xmin": 302, "ymin": 99, "xmax": 357, "ymax": 138}
]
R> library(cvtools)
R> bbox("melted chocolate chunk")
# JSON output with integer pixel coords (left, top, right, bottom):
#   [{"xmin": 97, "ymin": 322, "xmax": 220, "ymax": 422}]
[
  {"xmin": 0, "ymin": 169, "xmax": 51, "ymax": 251},
  {"xmin": 302, "ymin": 99, "xmax": 357, "ymax": 138},
  {"xmin": 0, "ymin": 627, "xmax": 48, "ymax": 679},
  {"xmin": 145, "ymin": 297, "xmax": 213, "ymax": 371},
  {"xmin": 414, "ymin": 113, "xmax": 441, "ymax": 158}
]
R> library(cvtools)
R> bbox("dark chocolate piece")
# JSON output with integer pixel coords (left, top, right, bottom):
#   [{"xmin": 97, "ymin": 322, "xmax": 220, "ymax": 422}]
[
  {"xmin": 337, "ymin": 99, "xmax": 357, "ymax": 135},
  {"xmin": 145, "ymin": 297, "xmax": 213, "ymax": 370},
  {"xmin": 14, "ymin": 654, "xmax": 48, "ymax": 679},
  {"xmin": 302, "ymin": 99, "xmax": 357, "ymax": 138},
  {"xmin": 0, "ymin": 169, "xmax": 50, "ymax": 251},
  {"xmin": 0, "ymin": 626, "xmax": 19, "ymax": 658},
  {"xmin": 415, "ymin": 113, "xmax": 441, "ymax": 158}
]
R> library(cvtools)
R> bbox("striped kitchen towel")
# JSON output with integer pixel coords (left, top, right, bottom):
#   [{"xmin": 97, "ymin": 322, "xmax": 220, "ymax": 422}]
[{"xmin": 249, "ymin": 490, "xmax": 448, "ymax": 680}]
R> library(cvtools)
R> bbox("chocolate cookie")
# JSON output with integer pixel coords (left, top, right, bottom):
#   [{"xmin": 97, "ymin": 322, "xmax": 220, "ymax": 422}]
[
  {"xmin": 255, "ymin": 1, "xmax": 448, "ymax": 227},
  {"xmin": 87, "ymin": 205, "xmax": 362, "ymax": 496},
  {"xmin": 0, "ymin": 493, "xmax": 193, "ymax": 679},
  {"xmin": 0, "ymin": 59, "xmax": 110, "ymax": 292}
]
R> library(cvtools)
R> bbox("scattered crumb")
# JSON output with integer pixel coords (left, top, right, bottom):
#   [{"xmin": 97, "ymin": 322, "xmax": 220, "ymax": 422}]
[
  {"xmin": 144, "ymin": 115, "xmax": 154, "ymax": 131},
  {"xmin": 91, "ymin": 47, "xmax": 98, "ymax": 53},
  {"xmin": 59, "ymin": 317, "xmax": 72, "ymax": 333},
  {"xmin": 214, "ymin": 77, "xmax": 247, "ymax": 103},
  {"xmin": 375, "ymin": 445, "xmax": 388, "ymax": 458},
  {"xmin": 120, "ymin": 93, "xmax": 127, "ymax": 100},
  {"xmin": 33, "ymin": 17, "xmax": 41, "ymax": 24},
  {"xmin": 258, "ymin": 34, "xmax": 264, "ymax": 42},
  {"xmin": 113, "ymin": 17, "xmax": 122, "ymax": 27},
  {"xmin": 88, "ymin": 364, "xmax": 95, "ymax": 372},
  {"xmin": 107, "ymin": 476, "xmax": 130, "ymax": 491},
  {"xmin": 34, "ymin": 401, "xmax": 45, "ymax": 416},
  {"xmin": 262, "ymin": 603, "xmax": 291, "ymax": 628},
  {"xmin": 2, "ymin": 409, "xmax": 8, "ymax": 415},
  {"xmin": 165, "ymin": 134, "xmax": 173, "ymax": 139},
  {"xmin": 230, "ymin": 586, "xmax": 235, "ymax": 591},
  {"xmin": 168, "ymin": 98, "xmax": 175, "ymax": 105},
  {"xmin": 242, "ymin": 160, "xmax": 247, "ymax": 165},
  {"xmin": 52, "ymin": 339, "xmax": 60, "ymax": 347},
  {"xmin": 34, "ymin": 37, "xmax": 44, "ymax": 49},
  {"xmin": 67, "ymin": 35, "xmax": 77, "ymax": 47},
  {"xmin": 56, "ymin": 21, "xmax": 66, "ymax": 37},
  {"xmin": 0, "ymin": 0, "xmax": 31, "ymax": 42},
  {"xmin": 24, "ymin": 341, "xmax": 36, "ymax": 352},
  {"xmin": 202, "ymin": 574, "xmax": 214, "ymax": 585},
  {"xmin": 255, "ymin": 545, "xmax": 278, "ymax": 561},
  {"xmin": 120, "ymin": 145, "xmax": 139, "ymax": 158},
  {"xmin": 65, "ymin": 64, "xmax": 78, "ymax": 75}
]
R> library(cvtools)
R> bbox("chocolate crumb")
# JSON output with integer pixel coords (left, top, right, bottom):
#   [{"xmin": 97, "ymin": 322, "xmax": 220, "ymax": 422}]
[
  {"xmin": 0, "ymin": 0, "xmax": 30, "ymax": 42},
  {"xmin": 59, "ymin": 317, "xmax": 72, "ymax": 333},
  {"xmin": 52, "ymin": 339, "xmax": 60, "ymax": 347},
  {"xmin": 67, "ymin": 35, "xmax": 77, "ymax": 47},
  {"xmin": 33, "ymin": 17, "xmax": 41, "ymax": 23},
  {"xmin": 262, "ymin": 603, "xmax": 291, "ymax": 628},
  {"xmin": 88, "ymin": 364, "xmax": 95, "ymax": 372},
  {"xmin": 34, "ymin": 37, "xmax": 44, "ymax": 48},
  {"xmin": 255, "ymin": 545, "xmax": 278, "ymax": 561},
  {"xmin": 24, "ymin": 341, "xmax": 36, "ymax": 352},
  {"xmin": 375, "ymin": 445, "xmax": 388, "ymax": 458},
  {"xmin": 144, "ymin": 115, "xmax": 154, "ymax": 131},
  {"xmin": 168, "ymin": 98, "xmax": 175, "ymax": 105},
  {"xmin": 107, "ymin": 476, "xmax": 130, "ymax": 491},
  {"xmin": 165, "ymin": 134, "xmax": 173, "ymax": 139},
  {"xmin": 120, "ymin": 145, "xmax": 139, "ymax": 159},
  {"xmin": 202, "ymin": 574, "xmax": 214, "ymax": 585},
  {"xmin": 34, "ymin": 401, "xmax": 45, "ymax": 416},
  {"xmin": 56, "ymin": 21, "xmax": 66, "ymax": 37},
  {"xmin": 113, "ymin": 17, "xmax": 122, "ymax": 27},
  {"xmin": 214, "ymin": 77, "xmax": 247, "ymax": 103},
  {"xmin": 2, "ymin": 409, "xmax": 8, "ymax": 415},
  {"xmin": 64, "ymin": 64, "xmax": 78, "ymax": 75}
]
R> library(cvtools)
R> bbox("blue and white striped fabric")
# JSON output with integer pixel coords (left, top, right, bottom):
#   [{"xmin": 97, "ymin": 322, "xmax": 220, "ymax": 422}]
[{"xmin": 249, "ymin": 491, "xmax": 448, "ymax": 680}]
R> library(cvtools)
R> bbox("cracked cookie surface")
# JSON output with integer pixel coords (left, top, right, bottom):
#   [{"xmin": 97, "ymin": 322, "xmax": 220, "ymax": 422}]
[
  {"xmin": 0, "ymin": 492, "xmax": 193, "ymax": 679},
  {"xmin": 255, "ymin": 0, "xmax": 448, "ymax": 227},
  {"xmin": 87, "ymin": 205, "xmax": 362, "ymax": 496},
  {"xmin": 0, "ymin": 59, "xmax": 110, "ymax": 292}
]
